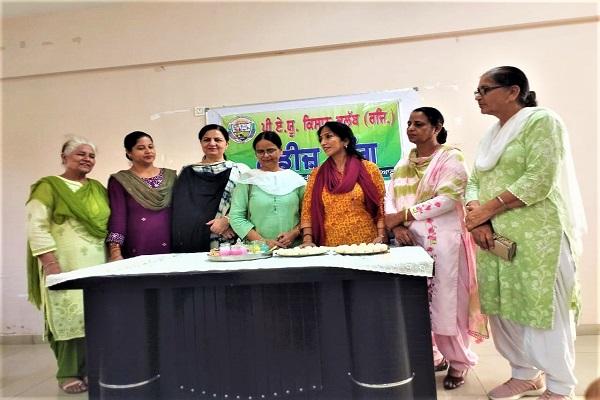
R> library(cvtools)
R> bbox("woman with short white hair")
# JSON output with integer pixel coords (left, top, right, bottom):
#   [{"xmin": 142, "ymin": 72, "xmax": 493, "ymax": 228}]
[{"xmin": 26, "ymin": 137, "xmax": 109, "ymax": 394}]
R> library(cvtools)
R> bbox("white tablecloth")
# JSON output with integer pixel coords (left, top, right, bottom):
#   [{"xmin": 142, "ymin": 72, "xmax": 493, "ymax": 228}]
[{"xmin": 46, "ymin": 246, "xmax": 433, "ymax": 288}]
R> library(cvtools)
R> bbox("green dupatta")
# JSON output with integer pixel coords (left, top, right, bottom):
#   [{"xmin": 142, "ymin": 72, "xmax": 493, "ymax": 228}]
[
  {"xmin": 26, "ymin": 176, "xmax": 109, "ymax": 308},
  {"xmin": 111, "ymin": 168, "xmax": 176, "ymax": 210}
]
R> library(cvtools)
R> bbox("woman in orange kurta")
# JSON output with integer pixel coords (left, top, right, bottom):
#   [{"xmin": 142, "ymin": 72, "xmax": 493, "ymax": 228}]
[{"xmin": 301, "ymin": 121, "xmax": 386, "ymax": 247}]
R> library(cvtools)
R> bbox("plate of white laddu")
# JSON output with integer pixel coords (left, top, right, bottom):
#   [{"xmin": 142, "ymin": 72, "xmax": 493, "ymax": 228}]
[
  {"xmin": 273, "ymin": 243, "xmax": 389, "ymax": 257},
  {"xmin": 274, "ymin": 246, "xmax": 329, "ymax": 257},
  {"xmin": 334, "ymin": 243, "xmax": 389, "ymax": 255}
]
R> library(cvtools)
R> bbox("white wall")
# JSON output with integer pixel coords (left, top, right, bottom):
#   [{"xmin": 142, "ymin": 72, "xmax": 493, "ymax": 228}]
[{"xmin": 2, "ymin": 2, "xmax": 598, "ymax": 336}]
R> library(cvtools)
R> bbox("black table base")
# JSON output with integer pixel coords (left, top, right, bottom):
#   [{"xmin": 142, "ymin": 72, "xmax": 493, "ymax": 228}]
[{"xmin": 63, "ymin": 267, "xmax": 436, "ymax": 400}]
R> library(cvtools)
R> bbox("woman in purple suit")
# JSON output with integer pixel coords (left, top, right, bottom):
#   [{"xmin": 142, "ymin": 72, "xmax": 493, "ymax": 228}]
[{"xmin": 107, "ymin": 131, "xmax": 176, "ymax": 260}]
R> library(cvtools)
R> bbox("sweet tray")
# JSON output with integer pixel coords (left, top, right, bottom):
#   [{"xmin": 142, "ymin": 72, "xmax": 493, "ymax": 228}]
[{"xmin": 207, "ymin": 253, "xmax": 272, "ymax": 262}]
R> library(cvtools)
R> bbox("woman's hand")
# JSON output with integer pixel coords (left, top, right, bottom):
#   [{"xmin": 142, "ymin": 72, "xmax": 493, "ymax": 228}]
[
  {"xmin": 470, "ymin": 224, "xmax": 495, "ymax": 250},
  {"xmin": 265, "ymin": 239, "xmax": 285, "ymax": 250},
  {"xmin": 465, "ymin": 200, "xmax": 481, "ymax": 212},
  {"xmin": 38, "ymin": 253, "xmax": 62, "ymax": 275},
  {"xmin": 372, "ymin": 234, "xmax": 387, "ymax": 244},
  {"xmin": 206, "ymin": 216, "xmax": 230, "ymax": 235},
  {"xmin": 392, "ymin": 226, "xmax": 415, "ymax": 246},
  {"xmin": 220, "ymin": 227, "xmax": 236, "ymax": 240},
  {"xmin": 42, "ymin": 261, "xmax": 62, "ymax": 275},
  {"xmin": 276, "ymin": 230, "xmax": 298, "ymax": 248},
  {"xmin": 465, "ymin": 202, "xmax": 495, "ymax": 231},
  {"xmin": 108, "ymin": 243, "xmax": 123, "ymax": 262}
]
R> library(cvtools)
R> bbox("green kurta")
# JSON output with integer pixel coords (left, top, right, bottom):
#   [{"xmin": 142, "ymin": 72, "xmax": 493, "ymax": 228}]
[
  {"xmin": 465, "ymin": 109, "xmax": 577, "ymax": 329},
  {"xmin": 229, "ymin": 183, "xmax": 305, "ymax": 243},
  {"xmin": 26, "ymin": 176, "xmax": 109, "ymax": 340}
]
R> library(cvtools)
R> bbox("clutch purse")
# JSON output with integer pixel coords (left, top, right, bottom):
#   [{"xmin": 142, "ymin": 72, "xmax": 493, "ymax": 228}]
[{"xmin": 489, "ymin": 234, "xmax": 517, "ymax": 261}]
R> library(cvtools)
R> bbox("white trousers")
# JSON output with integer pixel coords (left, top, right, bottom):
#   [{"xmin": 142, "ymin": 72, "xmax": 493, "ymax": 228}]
[{"xmin": 489, "ymin": 235, "xmax": 577, "ymax": 396}]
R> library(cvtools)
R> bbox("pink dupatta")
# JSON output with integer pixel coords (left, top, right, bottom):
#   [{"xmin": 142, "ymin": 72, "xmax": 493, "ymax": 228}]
[
  {"xmin": 311, "ymin": 156, "xmax": 381, "ymax": 245},
  {"xmin": 391, "ymin": 146, "xmax": 489, "ymax": 341}
]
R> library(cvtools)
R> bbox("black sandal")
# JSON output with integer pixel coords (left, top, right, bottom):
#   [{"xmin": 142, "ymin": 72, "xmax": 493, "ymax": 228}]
[
  {"xmin": 434, "ymin": 357, "xmax": 449, "ymax": 372},
  {"xmin": 443, "ymin": 367, "xmax": 467, "ymax": 390}
]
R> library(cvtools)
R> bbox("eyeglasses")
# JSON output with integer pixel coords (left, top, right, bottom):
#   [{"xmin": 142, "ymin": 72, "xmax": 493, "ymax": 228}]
[
  {"xmin": 255, "ymin": 148, "xmax": 278, "ymax": 156},
  {"xmin": 474, "ymin": 85, "xmax": 505, "ymax": 96}
]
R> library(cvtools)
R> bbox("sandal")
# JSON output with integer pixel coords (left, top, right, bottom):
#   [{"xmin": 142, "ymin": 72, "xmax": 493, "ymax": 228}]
[
  {"xmin": 434, "ymin": 357, "xmax": 449, "ymax": 372},
  {"xmin": 443, "ymin": 367, "xmax": 467, "ymax": 390},
  {"xmin": 59, "ymin": 378, "xmax": 88, "ymax": 394}
]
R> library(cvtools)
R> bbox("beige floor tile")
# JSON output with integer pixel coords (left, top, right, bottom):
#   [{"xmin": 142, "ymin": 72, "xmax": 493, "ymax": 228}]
[
  {"xmin": 470, "ymin": 354, "xmax": 513, "ymax": 393},
  {"xmin": 574, "ymin": 352, "xmax": 600, "ymax": 395},
  {"xmin": 8, "ymin": 376, "xmax": 87, "ymax": 400},
  {"xmin": 575, "ymin": 334, "xmax": 600, "ymax": 353},
  {"xmin": 1, "ymin": 333, "xmax": 597, "ymax": 399},
  {"xmin": 1, "ymin": 346, "xmax": 56, "ymax": 398},
  {"xmin": 433, "ymin": 368, "xmax": 487, "ymax": 396},
  {"xmin": 470, "ymin": 338, "xmax": 498, "ymax": 357}
]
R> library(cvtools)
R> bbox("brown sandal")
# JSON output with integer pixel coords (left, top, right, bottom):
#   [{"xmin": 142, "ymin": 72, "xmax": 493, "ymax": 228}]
[
  {"xmin": 443, "ymin": 367, "xmax": 467, "ymax": 390},
  {"xmin": 59, "ymin": 378, "xmax": 88, "ymax": 394},
  {"xmin": 434, "ymin": 357, "xmax": 449, "ymax": 372}
]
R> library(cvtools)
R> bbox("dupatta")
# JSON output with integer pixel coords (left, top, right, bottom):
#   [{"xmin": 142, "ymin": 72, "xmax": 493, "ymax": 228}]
[
  {"xmin": 26, "ymin": 176, "xmax": 109, "ymax": 308},
  {"xmin": 391, "ymin": 146, "xmax": 489, "ymax": 341},
  {"xmin": 311, "ymin": 156, "xmax": 381, "ymax": 245},
  {"xmin": 111, "ymin": 168, "xmax": 176, "ymax": 210}
]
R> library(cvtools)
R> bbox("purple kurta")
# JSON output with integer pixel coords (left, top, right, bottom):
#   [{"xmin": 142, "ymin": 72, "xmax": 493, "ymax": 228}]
[{"xmin": 107, "ymin": 177, "xmax": 171, "ymax": 258}]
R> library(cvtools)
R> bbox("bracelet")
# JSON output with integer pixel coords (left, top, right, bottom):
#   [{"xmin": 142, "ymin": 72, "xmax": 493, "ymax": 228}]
[
  {"xmin": 495, "ymin": 195, "xmax": 508, "ymax": 210},
  {"xmin": 303, "ymin": 233, "xmax": 312, "ymax": 238},
  {"xmin": 223, "ymin": 215, "xmax": 230, "ymax": 221},
  {"xmin": 404, "ymin": 208, "xmax": 409, "ymax": 221},
  {"xmin": 43, "ymin": 261, "xmax": 57, "ymax": 269}
]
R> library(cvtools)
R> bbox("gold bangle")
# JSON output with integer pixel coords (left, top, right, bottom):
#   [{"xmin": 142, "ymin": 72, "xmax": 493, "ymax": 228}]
[
  {"xmin": 404, "ymin": 208, "xmax": 409, "ymax": 221},
  {"xmin": 496, "ymin": 195, "xmax": 508, "ymax": 210}
]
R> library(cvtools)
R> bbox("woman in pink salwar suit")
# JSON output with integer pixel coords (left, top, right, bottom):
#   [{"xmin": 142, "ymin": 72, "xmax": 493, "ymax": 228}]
[{"xmin": 384, "ymin": 107, "xmax": 487, "ymax": 390}]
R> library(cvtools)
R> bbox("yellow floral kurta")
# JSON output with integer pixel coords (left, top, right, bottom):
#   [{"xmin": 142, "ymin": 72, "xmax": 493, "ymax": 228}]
[{"xmin": 301, "ymin": 160, "xmax": 385, "ymax": 246}]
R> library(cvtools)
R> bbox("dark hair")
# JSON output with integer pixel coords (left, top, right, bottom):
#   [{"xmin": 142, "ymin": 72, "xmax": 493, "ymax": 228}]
[
  {"xmin": 485, "ymin": 66, "xmax": 538, "ymax": 107},
  {"xmin": 198, "ymin": 124, "xmax": 229, "ymax": 142},
  {"xmin": 253, "ymin": 131, "xmax": 282, "ymax": 150},
  {"xmin": 412, "ymin": 107, "xmax": 448, "ymax": 144},
  {"xmin": 316, "ymin": 121, "xmax": 364, "ymax": 159},
  {"xmin": 124, "ymin": 131, "xmax": 153, "ymax": 160}
]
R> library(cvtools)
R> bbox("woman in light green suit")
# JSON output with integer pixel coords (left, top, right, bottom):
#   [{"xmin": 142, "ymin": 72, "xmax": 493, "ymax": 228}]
[
  {"xmin": 26, "ymin": 137, "xmax": 109, "ymax": 394},
  {"xmin": 229, "ymin": 131, "xmax": 306, "ymax": 249},
  {"xmin": 465, "ymin": 66, "xmax": 585, "ymax": 400}
]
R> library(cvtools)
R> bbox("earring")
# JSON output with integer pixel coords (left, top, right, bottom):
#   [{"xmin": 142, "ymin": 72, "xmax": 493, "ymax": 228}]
[{"xmin": 344, "ymin": 144, "xmax": 348, "ymax": 149}]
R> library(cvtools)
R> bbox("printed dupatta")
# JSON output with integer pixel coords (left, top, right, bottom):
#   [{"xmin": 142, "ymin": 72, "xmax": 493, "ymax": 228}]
[
  {"xmin": 390, "ymin": 146, "xmax": 489, "ymax": 341},
  {"xmin": 191, "ymin": 161, "xmax": 245, "ymax": 248}
]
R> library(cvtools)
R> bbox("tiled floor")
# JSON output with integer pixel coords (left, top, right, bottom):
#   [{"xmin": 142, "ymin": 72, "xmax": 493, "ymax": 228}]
[{"xmin": 1, "ymin": 334, "xmax": 598, "ymax": 399}]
